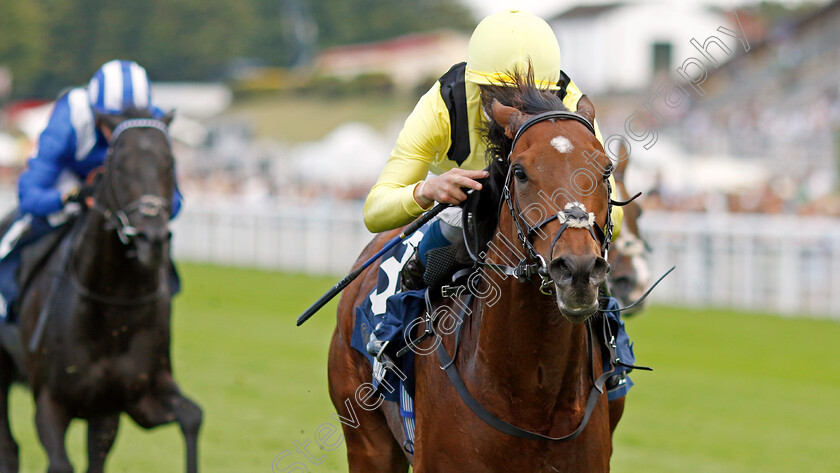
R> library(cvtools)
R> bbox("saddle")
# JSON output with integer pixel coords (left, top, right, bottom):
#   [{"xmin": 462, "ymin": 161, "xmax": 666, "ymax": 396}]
[
  {"xmin": 21, "ymin": 223, "xmax": 73, "ymax": 295},
  {"xmin": 0, "ymin": 207, "xmax": 77, "ymax": 314},
  {"xmin": 400, "ymin": 244, "xmax": 468, "ymax": 292}
]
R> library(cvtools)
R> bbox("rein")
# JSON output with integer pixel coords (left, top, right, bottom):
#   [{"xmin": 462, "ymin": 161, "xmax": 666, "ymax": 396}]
[{"xmin": 432, "ymin": 291, "xmax": 617, "ymax": 442}]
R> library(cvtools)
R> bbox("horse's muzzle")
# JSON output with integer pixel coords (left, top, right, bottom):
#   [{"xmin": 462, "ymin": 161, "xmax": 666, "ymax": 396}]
[
  {"xmin": 133, "ymin": 228, "xmax": 171, "ymax": 268},
  {"xmin": 548, "ymin": 254, "xmax": 609, "ymax": 321}
]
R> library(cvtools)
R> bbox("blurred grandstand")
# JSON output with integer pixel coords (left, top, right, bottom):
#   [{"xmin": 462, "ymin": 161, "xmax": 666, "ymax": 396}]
[{"xmin": 645, "ymin": 0, "xmax": 840, "ymax": 215}]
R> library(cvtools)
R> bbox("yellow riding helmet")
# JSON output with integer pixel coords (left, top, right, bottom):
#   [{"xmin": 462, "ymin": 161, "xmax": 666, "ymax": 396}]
[{"xmin": 465, "ymin": 9, "xmax": 562, "ymax": 90}]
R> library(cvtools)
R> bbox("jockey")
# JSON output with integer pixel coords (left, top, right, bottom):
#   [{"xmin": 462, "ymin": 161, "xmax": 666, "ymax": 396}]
[
  {"xmin": 0, "ymin": 59, "xmax": 182, "ymax": 322},
  {"xmin": 363, "ymin": 10, "xmax": 624, "ymax": 358}
]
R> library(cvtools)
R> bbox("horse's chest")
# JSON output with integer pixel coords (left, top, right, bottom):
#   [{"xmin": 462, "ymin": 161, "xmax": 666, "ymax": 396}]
[{"xmin": 47, "ymin": 347, "xmax": 160, "ymax": 415}]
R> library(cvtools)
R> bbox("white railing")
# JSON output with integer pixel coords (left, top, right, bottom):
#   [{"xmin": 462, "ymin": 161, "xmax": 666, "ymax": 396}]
[
  {"xmin": 640, "ymin": 211, "xmax": 840, "ymax": 320},
  {"xmin": 4, "ymin": 187, "xmax": 840, "ymax": 320},
  {"xmin": 0, "ymin": 189, "xmax": 14, "ymax": 215},
  {"xmin": 171, "ymin": 199, "xmax": 374, "ymax": 275}
]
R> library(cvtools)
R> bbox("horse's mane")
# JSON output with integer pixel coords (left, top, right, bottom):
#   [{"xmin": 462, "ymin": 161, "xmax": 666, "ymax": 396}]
[{"xmin": 457, "ymin": 70, "xmax": 570, "ymax": 264}]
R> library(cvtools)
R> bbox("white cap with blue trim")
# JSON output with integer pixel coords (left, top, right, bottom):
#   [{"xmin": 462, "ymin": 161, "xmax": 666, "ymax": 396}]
[{"xmin": 87, "ymin": 60, "xmax": 152, "ymax": 114}]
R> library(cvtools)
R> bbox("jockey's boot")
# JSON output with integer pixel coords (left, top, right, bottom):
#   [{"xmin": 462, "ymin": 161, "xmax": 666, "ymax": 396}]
[{"xmin": 399, "ymin": 248, "xmax": 426, "ymax": 291}]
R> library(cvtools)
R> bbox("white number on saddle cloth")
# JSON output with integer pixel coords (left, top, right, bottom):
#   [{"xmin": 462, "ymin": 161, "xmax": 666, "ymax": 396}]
[{"xmin": 369, "ymin": 230, "xmax": 425, "ymax": 317}]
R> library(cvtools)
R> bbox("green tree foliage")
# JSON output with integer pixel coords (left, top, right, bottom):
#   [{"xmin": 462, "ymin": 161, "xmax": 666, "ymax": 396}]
[
  {"xmin": 0, "ymin": 0, "xmax": 46, "ymax": 98},
  {"xmin": 310, "ymin": 0, "xmax": 474, "ymax": 47},
  {"xmin": 1, "ymin": 0, "xmax": 475, "ymax": 99},
  {"xmin": 35, "ymin": 0, "xmax": 256, "ymax": 93}
]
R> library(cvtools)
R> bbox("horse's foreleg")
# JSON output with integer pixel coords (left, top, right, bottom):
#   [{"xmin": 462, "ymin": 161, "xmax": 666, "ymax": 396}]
[
  {"xmin": 127, "ymin": 378, "xmax": 202, "ymax": 473},
  {"xmin": 34, "ymin": 390, "xmax": 73, "ymax": 473},
  {"xmin": 0, "ymin": 350, "xmax": 19, "ymax": 473},
  {"xmin": 608, "ymin": 396, "xmax": 625, "ymax": 457},
  {"xmin": 173, "ymin": 394, "xmax": 202, "ymax": 473},
  {"xmin": 86, "ymin": 414, "xmax": 120, "ymax": 473}
]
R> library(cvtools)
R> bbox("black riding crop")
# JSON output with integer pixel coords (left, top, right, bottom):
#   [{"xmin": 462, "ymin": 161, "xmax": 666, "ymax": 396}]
[{"xmin": 296, "ymin": 202, "xmax": 450, "ymax": 326}]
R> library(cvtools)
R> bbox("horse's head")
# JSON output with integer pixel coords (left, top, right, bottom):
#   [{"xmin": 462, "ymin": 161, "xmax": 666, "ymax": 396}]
[
  {"xmin": 94, "ymin": 109, "xmax": 175, "ymax": 269},
  {"xmin": 470, "ymin": 73, "xmax": 613, "ymax": 323},
  {"xmin": 607, "ymin": 150, "xmax": 650, "ymax": 314}
]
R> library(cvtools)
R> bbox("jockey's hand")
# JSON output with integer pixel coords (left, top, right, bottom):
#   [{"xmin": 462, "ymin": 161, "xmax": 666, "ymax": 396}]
[
  {"xmin": 414, "ymin": 169, "xmax": 489, "ymax": 207},
  {"xmin": 62, "ymin": 184, "xmax": 96, "ymax": 206},
  {"xmin": 62, "ymin": 187, "xmax": 82, "ymax": 204}
]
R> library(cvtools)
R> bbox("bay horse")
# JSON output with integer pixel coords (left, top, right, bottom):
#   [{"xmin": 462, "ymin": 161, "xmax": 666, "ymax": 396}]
[
  {"xmin": 607, "ymin": 145, "xmax": 651, "ymax": 316},
  {"xmin": 329, "ymin": 73, "xmax": 625, "ymax": 472},
  {"xmin": 0, "ymin": 110, "xmax": 201, "ymax": 473}
]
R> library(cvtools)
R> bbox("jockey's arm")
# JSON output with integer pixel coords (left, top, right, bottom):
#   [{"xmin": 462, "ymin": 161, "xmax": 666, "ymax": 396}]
[
  {"xmin": 363, "ymin": 86, "xmax": 449, "ymax": 233},
  {"xmin": 150, "ymin": 105, "xmax": 183, "ymax": 219},
  {"xmin": 171, "ymin": 182, "xmax": 183, "ymax": 219},
  {"xmin": 18, "ymin": 96, "xmax": 75, "ymax": 217}
]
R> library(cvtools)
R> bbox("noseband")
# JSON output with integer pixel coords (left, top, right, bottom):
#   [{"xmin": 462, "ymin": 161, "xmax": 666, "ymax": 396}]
[
  {"xmin": 479, "ymin": 111, "xmax": 615, "ymax": 294},
  {"xmin": 93, "ymin": 119, "xmax": 172, "ymax": 245}
]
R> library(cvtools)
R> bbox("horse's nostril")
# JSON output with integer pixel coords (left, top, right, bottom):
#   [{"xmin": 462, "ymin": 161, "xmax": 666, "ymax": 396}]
[
  {"xmin": 590, "ymin": 257, "xmax": 609, "ymax": 285},
  {"xmin": 550, "ymin": 255, "xmax": 608, "ymax": 286},
  {"xmin": 549, "ymin": 256, "xmax": 574, "ymax": 285},
  {"xmin": 136, "ymin": 231, "xmax": 168, "ymax": 246}
]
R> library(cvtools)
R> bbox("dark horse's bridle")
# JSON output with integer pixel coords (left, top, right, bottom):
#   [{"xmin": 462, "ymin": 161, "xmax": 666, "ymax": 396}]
[
  {"xmin": 68, "ymin": 118, "xmax": 173, "ymax": 306},
  {"xmin": 95, "ymin": 119, "xmax": 173, "ymax": 246}
]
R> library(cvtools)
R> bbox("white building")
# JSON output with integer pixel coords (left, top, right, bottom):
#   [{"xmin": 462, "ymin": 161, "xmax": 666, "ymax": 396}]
[
  {"xmin": 549, "ymin": 2, "xmax": 733, "ymax": 94},
  {"xmin": 314, "ymin": 30, "xmax": 470, "ymax": 93}
]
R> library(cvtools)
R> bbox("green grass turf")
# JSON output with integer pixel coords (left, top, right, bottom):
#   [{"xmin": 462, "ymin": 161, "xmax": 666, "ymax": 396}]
[{"xmin": 7, "ymin": 263, "xmax": 840, "ymax": 472}]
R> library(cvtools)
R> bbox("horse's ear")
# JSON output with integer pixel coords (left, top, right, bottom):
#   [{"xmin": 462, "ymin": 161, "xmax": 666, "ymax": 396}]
[
  {"xmin": 489, "ymin": 99, "xmax": 522, "ymax": 139},
  {"xmin": 161, "ymin": 109, "xmax": 176, "ymax": 127},
  {"xmin": 576, "ymin": 95, "xmax": 596, "ymax": 125},
  {"xmin": 95, "ymin": 113, "xmax": 122, "ymax": 135}
]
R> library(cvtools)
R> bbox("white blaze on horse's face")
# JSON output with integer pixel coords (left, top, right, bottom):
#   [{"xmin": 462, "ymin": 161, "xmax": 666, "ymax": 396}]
[{"xmin": 550, "ymin": 135, "xmax": 574, "ymax": 154}]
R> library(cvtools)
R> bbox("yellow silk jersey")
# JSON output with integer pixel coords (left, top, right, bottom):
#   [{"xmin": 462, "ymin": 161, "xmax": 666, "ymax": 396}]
[{"xmin": 363, "ymin": 78, "xmax": 623, "ymax": 238}]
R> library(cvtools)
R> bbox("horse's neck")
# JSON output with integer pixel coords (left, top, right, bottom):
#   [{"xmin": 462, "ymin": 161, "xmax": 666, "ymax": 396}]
[
  {"xmin": 468, "ymin": 280, "xmax": 591, "ymax": 409},
  {"xmin": 71, "ymin": 212, "xmax": 162, "ymax": 296},
  {"xmin": 460, "ymin": 226, "xmax": 594, "ymax": 418}
]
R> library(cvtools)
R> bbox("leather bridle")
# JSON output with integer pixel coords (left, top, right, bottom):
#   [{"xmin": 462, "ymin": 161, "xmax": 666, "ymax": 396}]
[
  {"xmin": 92, "ymin": 119, "xmax": 173, "ymax": 246},
  {"xmin": 465, "ymin": 111, "xmax": 615, "ymax": 295}
]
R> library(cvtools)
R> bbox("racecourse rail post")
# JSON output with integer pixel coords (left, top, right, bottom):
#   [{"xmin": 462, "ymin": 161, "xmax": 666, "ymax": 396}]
[{"xmin": 296, "ymin": 202, "xmax": 450, "ymax": 326}]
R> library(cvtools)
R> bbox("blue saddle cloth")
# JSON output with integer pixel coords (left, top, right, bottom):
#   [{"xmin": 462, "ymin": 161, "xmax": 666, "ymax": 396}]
[
  {"xmin": 349, "ymin": 227, "xmax": 429, "ymax": 452},
  {"xmin": 602, "ymin": 297, "xmax": 635, "ymax": 400},
  {"xmin": 0, "ymin": 211, "xmax": 58, "ymax": 322},
  {"xmin": 349, "ymin": 224, "xmax": 430, "ymax": 404}
]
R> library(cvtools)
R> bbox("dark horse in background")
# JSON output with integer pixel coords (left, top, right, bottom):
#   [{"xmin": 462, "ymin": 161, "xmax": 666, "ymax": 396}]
[
  {"xmin": 606, "ymin": 145, "xmax": 651, "ymax": 316},
  {"xmin": 329, "ymin": 73, "xmax": 626, "ymax": 472},
  {"xmin": 0, "ymin": 111, "xmax": 201, "ymax": 473}
]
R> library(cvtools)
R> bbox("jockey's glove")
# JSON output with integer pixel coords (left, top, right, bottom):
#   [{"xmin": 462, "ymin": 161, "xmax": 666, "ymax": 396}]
[{"xmin": 63, "ymin": 184, "xmax": 96, "ymax": 205}]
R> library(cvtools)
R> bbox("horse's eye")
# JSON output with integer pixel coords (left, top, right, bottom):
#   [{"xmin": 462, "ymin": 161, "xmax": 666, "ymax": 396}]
[{"xmin": 513, "ymin": 166, "xmax": 528, "ymax": 182}]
